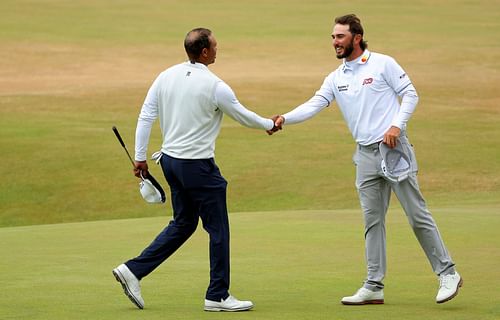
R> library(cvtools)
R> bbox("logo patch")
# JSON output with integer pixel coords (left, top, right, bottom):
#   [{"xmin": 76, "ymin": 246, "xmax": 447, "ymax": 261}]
[
  {"xmin": 362, "ymin": 78, "xmax": 373, "ymax": 85},
  {"xmin": 186, "ymin": 71, "xmax": 191, "ymax": 76},
  {"xmin": 338, "ymin": 84, "xmax": 349, "ymax": 92}
]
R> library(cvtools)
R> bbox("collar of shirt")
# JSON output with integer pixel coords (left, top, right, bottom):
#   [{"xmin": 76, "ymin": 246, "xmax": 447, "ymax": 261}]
[
  {"xmin": 341, "ymin": 50, "xmax": 371, "ymax": 73},
  {"xmin": 183, "ymin": 61, "xmax": 209, "ymax": 70}
]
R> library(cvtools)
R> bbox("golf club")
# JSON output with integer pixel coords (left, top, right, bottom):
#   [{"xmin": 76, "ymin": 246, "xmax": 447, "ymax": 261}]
[
  {"xmin": 112, "ymin": 126, "xmax": 135, "ymax": 168},
  {"xmin": 112, "ymin": 126, "xmax": 166, "ymax": 203}
]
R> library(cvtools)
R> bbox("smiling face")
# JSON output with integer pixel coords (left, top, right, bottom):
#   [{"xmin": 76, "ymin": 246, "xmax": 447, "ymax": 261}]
[{"xmin": 331, "ymin": 23, "xmax": 362, "ymax": 61}]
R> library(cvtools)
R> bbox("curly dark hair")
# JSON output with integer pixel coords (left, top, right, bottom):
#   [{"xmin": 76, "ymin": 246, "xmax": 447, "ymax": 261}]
[{"xmin": 334, "ymin": 14, "xmax": 368, "ymax": 50}]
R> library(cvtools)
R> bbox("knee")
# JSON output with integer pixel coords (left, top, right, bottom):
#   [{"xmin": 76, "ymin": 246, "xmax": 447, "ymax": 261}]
[
  {"xmin": 171, "ymin": 218, "xmax": 199, "ymax": 235},
  {"xmin": 204, "ymin": 224, "xmax": 229, "ymax": 245},
  {"xmin": 406, "ymin": 211, "xmax": 436, "ymax": 230},
  {"xmin": 362, "ymin": 206, "xmax": 385, "ymax": 228}
]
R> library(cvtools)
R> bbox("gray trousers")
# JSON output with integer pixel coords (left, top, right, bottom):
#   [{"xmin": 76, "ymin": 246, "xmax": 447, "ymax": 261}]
[{"xmin": 353, "ymin": 134, "xmax": 455, "ymax": 291}]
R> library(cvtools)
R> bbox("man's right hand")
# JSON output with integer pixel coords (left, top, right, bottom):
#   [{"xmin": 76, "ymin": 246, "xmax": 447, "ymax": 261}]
[
  {"xmin": 382, "ymin": 126, "xmax": 401, "ymax": 149},
  {"xmin": 267, "ymin": 115, "xmax": 285, "ymax": 135},
  {"xmin": 134, "ymin": 161, "xmax": 148, "ymax": 178}
]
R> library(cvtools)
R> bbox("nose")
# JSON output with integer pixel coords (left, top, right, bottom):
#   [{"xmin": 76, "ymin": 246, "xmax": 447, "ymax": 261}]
[{"xmin": 332, "ymin": 37, "xmax": 339, "ymax": 47}]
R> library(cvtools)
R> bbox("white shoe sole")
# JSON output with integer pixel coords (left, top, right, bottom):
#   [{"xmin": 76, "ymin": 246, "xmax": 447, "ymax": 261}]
[
  {"xmin": 112, "ymin": 268, "xmax": 144, "ymax": 309},
  {"xmin": 204, "ymin": 305, "xmax": 253, "ymax": 312},
  {"xmin": 437, "ymin": 277, "xmax": 463, "ymax": 304},
  {"xmin": 341, "ymin": 299, "xmax": 384, "ymax": 305}
]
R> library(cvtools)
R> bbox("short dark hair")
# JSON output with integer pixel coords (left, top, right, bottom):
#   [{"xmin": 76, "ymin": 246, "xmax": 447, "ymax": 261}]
[
  {"xmin": 335, "ymin": 14, "xmax": 367, "ymax": 50},
  {"xmin": 184, "ymin": 28, "xmax": 212, "ymax": 62}
]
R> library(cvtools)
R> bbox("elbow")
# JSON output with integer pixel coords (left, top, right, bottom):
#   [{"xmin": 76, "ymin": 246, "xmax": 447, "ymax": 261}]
[
  {"xmin": 402, "ymin": 89, "xmax": 419, "ymax": 105},
  {"xmin": 138, "ymin": 113, "xmax": 156, "ymax": 123},
  {"xmin": 413, "ymin": 92, "xmax": 419, "ymax": 105},
  {"xmin": 407, "ymin": 88, "xmax": 418, "ymax": 99}
]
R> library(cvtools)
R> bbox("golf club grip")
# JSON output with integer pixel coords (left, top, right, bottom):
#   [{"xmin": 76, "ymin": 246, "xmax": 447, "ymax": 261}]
[
  {"xmin": 112, "ymin": 126, "xmax": 135, "ymax": 167},
  {"xmin": 112, "ymin": 126, "xmax": 127, "ymax": 149}
]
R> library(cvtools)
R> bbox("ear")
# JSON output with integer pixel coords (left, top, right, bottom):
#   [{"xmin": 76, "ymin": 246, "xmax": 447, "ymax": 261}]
[
  {"xmin": 353, "ymin": 34, "xmax": 362, "ymax": 46},
  {"xmin": 201, "ymin": 47, "xmax": 209, "ymax": 57}
]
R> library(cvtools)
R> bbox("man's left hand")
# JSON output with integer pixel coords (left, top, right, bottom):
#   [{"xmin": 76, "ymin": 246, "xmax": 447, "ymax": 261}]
[{"xmin": 383, "ymin": 126, "xmax": 401, "ymax": 148}]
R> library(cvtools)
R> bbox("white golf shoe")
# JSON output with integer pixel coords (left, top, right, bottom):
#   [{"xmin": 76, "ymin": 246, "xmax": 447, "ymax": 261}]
[
  {"xmin": 436, "ymin": 271, "xmax": 463, "ymax": 303},
  {"xmin": 204, "ymin": 295, "xmax": 254, "ymax": 312},
  {"xmin": 112, "ymin": 264, "xmax": 145, "ymax": 309},
  {"xmin": 341, "ymin": 287, "xmax": 384, "ymax": 305}
]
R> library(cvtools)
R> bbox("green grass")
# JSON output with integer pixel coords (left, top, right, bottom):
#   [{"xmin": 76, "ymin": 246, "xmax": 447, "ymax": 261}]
[
  {"xmin": 1, "ymin": 207, "xmax": 499, "ymax": 319},
  {"xmin": 0, "ymin": 1, "xmax": 499, "ymax": 317},
  {"xmin": 1, "ymin": 0, "xmax": 499, "ymax": 227}
]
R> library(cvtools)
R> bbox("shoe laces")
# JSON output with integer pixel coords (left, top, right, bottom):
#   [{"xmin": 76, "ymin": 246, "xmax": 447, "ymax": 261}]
[{"xmin": 439, "ymin": 274, "xmax": 454, "ymax": 289}]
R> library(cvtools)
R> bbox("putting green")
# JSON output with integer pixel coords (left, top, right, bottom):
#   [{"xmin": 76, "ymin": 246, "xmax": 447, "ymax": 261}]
[{"xmin": 1, "ymin": 207, "xmax": 498, "ymax": 319}]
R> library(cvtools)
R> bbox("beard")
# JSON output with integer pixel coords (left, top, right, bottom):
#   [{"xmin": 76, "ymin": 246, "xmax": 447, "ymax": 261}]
[{"xmin": 335, "ymin": 38, "xmax": 354, "ymax": 59}]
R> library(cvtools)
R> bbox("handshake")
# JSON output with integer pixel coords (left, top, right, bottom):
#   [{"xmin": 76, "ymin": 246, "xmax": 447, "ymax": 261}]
[{"xmin": 266, "ymin": 115, "xmax": 285, "ymax": 135}]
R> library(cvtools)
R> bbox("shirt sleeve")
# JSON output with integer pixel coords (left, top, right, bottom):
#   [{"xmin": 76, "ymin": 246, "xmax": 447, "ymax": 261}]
[
  {"xmin": 281, "ymin": 76, "xmax": 333, "ymax": 124},
  {"xmin": 391, "ymin": 83, "xmax": 418, "ymax": 129},
  {"xmin": 384, "ymin": 58, "xmax": 419, "ymax": 129},
  {"xmin": 215, "ymin": 82, "xmax": 274, "ymax": 130},
  {"xmin": 135, "ymin": 76, "xmax": 160, "ymax": 161}
]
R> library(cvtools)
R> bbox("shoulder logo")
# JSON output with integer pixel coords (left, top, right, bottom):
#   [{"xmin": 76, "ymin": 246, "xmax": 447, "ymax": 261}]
[{"xmin": 186, "ymin": 71, "xmax": 191, "ymax": 76}]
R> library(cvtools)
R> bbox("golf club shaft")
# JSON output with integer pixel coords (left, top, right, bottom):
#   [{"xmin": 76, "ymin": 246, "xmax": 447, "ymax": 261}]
[{"xmin": 112, "ymin": 126, "xmax": 135, "ymax": 168}]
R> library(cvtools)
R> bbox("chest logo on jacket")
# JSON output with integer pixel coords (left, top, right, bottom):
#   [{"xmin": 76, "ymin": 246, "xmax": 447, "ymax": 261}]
[
  {"xmin": 362, "ymin": 78, "xmax": 373, "ymax": 85},
  {"xmin": 338, "ymin": 84, "xmax": 349, "ymax": 92}
]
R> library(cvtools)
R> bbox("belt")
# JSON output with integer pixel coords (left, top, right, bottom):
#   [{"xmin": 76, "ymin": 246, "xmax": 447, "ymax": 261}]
[{"xmin": 358, "ymin": 141, "xmax": 382, "ymax": 151}]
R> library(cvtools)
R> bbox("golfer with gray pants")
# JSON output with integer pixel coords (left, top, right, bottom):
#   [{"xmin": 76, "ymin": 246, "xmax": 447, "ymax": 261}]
[
  {"xmin": 354, "ymin": 133, "xmax": 455, "ymax": 295},
  {"xmin": 271, "ymin": 14, "xmax": 462, "ymax": 304}
]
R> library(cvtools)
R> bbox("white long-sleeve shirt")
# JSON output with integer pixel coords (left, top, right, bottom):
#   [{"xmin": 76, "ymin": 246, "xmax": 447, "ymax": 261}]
[
  {"xmin": 135, "ymin": 62, "xmax": 273, "ymax": 161},
  {"xmin": 283, "ymin": 50, "xmax": 419, "ymax": 145}
]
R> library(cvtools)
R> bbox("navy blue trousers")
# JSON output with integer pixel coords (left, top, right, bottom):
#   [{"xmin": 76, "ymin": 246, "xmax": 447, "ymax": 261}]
[{"xmin": 125, "ymin": 154, "xmax": 230, "ymax": 301}]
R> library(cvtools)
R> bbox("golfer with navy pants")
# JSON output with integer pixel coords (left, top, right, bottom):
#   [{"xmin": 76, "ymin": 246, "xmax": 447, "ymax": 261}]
[
  {"xmin": 112, "ymin": 28, "xmax": 275, "ymax": 312},
  {"xmin": 126, "ymin": 156, "xmax": 230, "ymax": 301}
]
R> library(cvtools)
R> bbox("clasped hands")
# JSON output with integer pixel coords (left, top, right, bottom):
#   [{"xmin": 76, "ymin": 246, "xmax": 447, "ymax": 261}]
[{"xmin": 266, "ymin": 115, "xmax": 285, "ymax": 135}]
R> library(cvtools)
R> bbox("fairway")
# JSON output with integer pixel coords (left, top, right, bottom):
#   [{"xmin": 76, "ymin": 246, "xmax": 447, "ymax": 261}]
[
  {"xmin": 1, "ymin": 207, "xmax": 499, "ymax": 319},
  {"xmin": 1, "ymin": 0, "xmax": 499, "ymax": 227}
]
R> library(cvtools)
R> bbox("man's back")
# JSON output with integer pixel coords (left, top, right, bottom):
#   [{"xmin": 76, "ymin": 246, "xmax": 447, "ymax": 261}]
[{"xmin": 156, "ymin": 62, "xmax": 223, "ymax": 159}]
